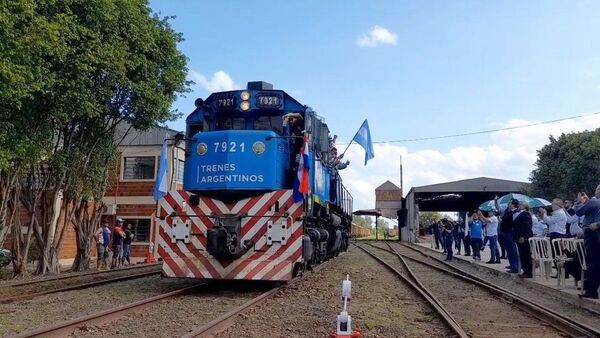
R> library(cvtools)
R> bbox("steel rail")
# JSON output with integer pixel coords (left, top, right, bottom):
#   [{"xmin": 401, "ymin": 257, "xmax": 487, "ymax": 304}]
[
  {"xmin": 374, "ymin": 242, "xmax": 600, "ymax": 338},
  {"xmin": 181, "ymin": 286, "xmax": 282, "ymax": 338},
  {"xmin": 9, "ymin": 284, "xmax": 205, "ymax": 338},
  {"xmin": 0, "ymin": 270, "xmax": 160, "ymax": 304},
  {"xmin": 182, "ymin": 252, "xmax": 344, "ymax": 338},
  {"xmin": 3, "ymin": 262, "xmax": 161, "ymax": 288},
  {"xmin": 355, "ymin": 244, "xmax": 469, "ymax": 338}
]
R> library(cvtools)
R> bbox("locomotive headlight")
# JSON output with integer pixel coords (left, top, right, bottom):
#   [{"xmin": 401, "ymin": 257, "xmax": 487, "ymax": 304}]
[
  {"xmin": 240, "ymin": 91, "xmax": 250, "ymax": 101},
  {"xmin": 196, "ymin": 142, "xmax": 208, "ymax": 155},
  {"xmin": 252, "ymin": 141, "xmax": 266, "ymax": 155},
  {"xmin": 240, "ymin": 101, "xmax": 250, "ymax": 111}
]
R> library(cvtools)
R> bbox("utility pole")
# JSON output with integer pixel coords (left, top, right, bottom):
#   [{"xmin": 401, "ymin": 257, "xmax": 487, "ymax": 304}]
[{"xmin": 400, "ymin": 155, "xmax": 403, "ymax": 196}]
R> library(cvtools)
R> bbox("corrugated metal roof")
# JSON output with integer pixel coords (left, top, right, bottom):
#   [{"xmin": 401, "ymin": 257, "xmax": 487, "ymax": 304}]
[
  {"xmin": 116, "ymin": 123, "xmax": 182, "ymax": 146},
  {"xmin": 407, "ymin": 177, "xmax": 529, "ymax": 195}
]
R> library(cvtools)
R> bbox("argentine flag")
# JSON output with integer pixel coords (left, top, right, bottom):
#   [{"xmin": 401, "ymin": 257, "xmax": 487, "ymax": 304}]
[
  {"xmin": 153, "ymin": 140, "xmax": 169, "ymax": 201},
  {"xmin": 352, "ymin": 119, "xmax": 374, "ymax": 165}
]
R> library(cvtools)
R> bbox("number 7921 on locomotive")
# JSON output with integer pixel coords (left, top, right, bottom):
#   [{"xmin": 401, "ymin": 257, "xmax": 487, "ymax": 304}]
[{"xmin": 156, "ymin": 81, "xmax": 353, "ymax": 281}]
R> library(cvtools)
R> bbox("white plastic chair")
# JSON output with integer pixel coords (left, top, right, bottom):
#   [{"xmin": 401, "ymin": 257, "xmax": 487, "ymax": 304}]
[
  {"xmin": 552, "ymin": 238, "xmax": 577, "ymax": 287},
  {"xmin": 574, "ymin": 239, "xmax": 587, "ymax": 295},
  {"xmin": 561, "ymin": 238, "xmax": 580, "ymax": 289},
  {"xmin": 529, "ymin": 238, "xmax": 553, "ymax": 280},
  {"xmin": 552, "ymin": 238, "xmax": 572, "ymax": 288}
]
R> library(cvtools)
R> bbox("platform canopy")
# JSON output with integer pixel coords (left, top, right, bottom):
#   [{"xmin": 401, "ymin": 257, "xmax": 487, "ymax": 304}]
[
  {"xmin": 401, "ymin": 177, "xmax": 530, "ymax": 243},
  {"xmin": 406, "ymin": 177, "xmax": 529, "ymax": 212},
  {"xmin": 352, "ymin": 209, "xmax": 382, "ymax": 217}
]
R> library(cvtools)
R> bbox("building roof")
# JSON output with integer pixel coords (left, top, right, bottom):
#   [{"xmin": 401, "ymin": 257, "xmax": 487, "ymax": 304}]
[
  {"xmin": 353, "ymin": 209, "xmax": 382, "ymax": 217},
  {"xmin": 407, "ymin": 177, "xmax": 529, "ymax": 195},
  {"xmin": 117, "ymin": 123, "xmax": 181, "ymax": 146},
  {"xmin": 376, "ymin": 180, "xmax": 401, "ymax": 191},
  {"xmin": 405, "ymin": 176, "xmax": 531, "ymax": 212}
]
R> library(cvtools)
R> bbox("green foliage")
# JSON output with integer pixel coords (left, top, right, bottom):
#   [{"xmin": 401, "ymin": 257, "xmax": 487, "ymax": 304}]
[
  {"xmin": 530, "ymin": 129, "xmax": 600, "ymax": 199},
  {"xmin": 419, "ymin": 211, "xmax": 443, "ymax": 225},
  {"xmin": 352, "ymin": 215, "xmax": 373, "ymax": 228},
  {"xmin": 0, "ymin": 0, "xmax": 190, "ymax": 273}
]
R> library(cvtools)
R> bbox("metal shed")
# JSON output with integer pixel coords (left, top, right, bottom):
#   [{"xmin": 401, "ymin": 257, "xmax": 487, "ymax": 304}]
[{"xmin": 403, "ymin": 177, "xmax": 530, "ymax": 242}]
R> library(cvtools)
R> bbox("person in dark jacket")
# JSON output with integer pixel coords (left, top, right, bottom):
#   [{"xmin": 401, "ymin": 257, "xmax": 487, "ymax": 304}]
[
  {"xmin": 497, "ymin": 197, "xmax": 519, "ymax": 273},
  {"xmin": 442, "ymin": 219, "xmax": 454, "ymax": 261},
  {"xmin": 514, "ymin": 201, "xmax": 534, "ymax": 278},
  {"xmin": 575, "ymin": 187, "xmax": 600, "ymax": 299},
  {"xmin": 431, "ymin": 222, "xmax": 442, "ymax": 250}
]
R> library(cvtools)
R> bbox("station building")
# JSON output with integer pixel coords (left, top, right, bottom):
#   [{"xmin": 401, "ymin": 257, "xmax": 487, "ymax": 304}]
[
  {"xmin": 97, "ymin": 124, "xmax": 184, "ymax": 265},
  {"xmin": 33, "ymin": 125, "xmax": 183, "ymax": 267}
]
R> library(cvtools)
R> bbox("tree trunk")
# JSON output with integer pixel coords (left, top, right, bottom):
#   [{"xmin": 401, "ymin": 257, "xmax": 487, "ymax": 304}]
[
  {"xmin": 70, "ymin": 199, "xmax": 103, "ymax": 272},
  {"xmin": 0, "ymin": 170, "xmax": 19, "ymax": 247}
]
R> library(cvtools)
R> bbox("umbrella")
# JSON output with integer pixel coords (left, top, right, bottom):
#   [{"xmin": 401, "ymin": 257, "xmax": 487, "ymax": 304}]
[
  {"xmin": 497, "ymin": 193, "xmax": 531, "ymax": 205},
  {"xmin": 479, "ymin": 193, "xmax": 531, "ymax": 212},
  {"xmin": 478, "ymin": 200, "xmax": 499, "ymax": 212},
  {"xmin": 529, "ymin": 197, "xmax": 551, "ymax": 208}
]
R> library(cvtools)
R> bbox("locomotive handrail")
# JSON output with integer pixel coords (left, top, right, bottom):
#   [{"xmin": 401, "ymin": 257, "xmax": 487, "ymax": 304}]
[{"xmin": 265, "ymin": 135, "xmax": 304, "ymax": 140}]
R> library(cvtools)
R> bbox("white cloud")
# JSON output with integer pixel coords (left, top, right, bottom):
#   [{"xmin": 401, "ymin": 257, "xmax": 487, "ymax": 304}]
[
  {"xmin": 339, "ymin": 114, "xmax": 600, "ymax": 211},
  {"xmin": 189, "ymin": 70, "xmax": 238, "ymax": 92},
  {"xmin": 356, "ymin": 25, "xmax": 398, "ymax": 47}
]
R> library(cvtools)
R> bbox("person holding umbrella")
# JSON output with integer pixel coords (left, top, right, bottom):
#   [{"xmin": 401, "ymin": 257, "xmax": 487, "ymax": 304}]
[
  {"xmin": 479, "ymin": 209, "xmax": 500, "ymax": 264},
  {"xmin": 497, "ymin": 197, "xmax": 520, "ymax": 273},
  {"xmin": 514, "ymin": 200, "xmax": 533, "ymax": 278}
]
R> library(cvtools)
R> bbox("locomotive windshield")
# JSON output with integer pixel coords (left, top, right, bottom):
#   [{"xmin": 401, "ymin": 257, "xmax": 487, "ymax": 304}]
[
  {"xmin": 215, "ymin": 116, "xmax": 245, "ymax": 130},
  {"xmin": 253, "ymin": 114, "xmax": 283, "ymax": 134}
]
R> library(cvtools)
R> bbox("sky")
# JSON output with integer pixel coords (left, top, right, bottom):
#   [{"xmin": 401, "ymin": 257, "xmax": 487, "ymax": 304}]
[{"xmin": 151, "ymin": 0, "xmax": 600, "ymax": 211}]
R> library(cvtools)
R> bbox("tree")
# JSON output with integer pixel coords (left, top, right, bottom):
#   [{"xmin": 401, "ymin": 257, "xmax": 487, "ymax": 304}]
[
  {"xmin": 0, "ymin": 0, "xmax": 189, "ymax": 275},
  {"xmin": 352, "ymin": 215, "xmax": 373, "ymax": 229},
  {"xmin": 419, "ymin": 212, "xmax": 443, "ymax": 226},
  {"xmin": 530, "ymin": 129, "xmax": 600, "ymax": 199}
]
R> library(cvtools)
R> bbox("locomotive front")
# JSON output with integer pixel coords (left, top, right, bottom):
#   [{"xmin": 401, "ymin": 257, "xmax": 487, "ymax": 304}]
[{"xmin": 156, "ymin": 81, "xmax": 351, "ymax": 281}]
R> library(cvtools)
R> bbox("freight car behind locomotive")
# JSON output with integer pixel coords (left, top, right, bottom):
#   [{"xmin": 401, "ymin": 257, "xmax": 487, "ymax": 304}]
[{"xmin": 156, "ymin": 81, "xmax": 352, "ymax": 281}]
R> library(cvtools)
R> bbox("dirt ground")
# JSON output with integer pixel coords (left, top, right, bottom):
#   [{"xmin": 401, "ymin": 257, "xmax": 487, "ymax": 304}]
[{"xmin": 215, "ymin": 246, "xmax": 450, "ymax": 338}]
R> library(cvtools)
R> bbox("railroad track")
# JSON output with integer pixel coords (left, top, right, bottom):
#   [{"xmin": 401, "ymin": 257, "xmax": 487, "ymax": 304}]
[
  {"xmin": 355, "ymin": 243, "xmax": 468, "ymax": 338},
  {"xmin": 10, "ymin": 283, "xmax": 205, "ymax": 338},
  {"xmin": 2, "ymin": 262, "xmax": 161, "ymax": 288},
  {"xmin": 182, "ymin": 255, "xmax": 341, "ymax": 338},
  {"xmin": 364, "ymin": 241, "xmax": 600, "ymax": 338},
  {"xmin": 0, "ymin": 263, "xmax": 161, "ymax": 303},
  {"xmin": 10, "ymin": 255, "xmax": 341, "ymax": 338}
]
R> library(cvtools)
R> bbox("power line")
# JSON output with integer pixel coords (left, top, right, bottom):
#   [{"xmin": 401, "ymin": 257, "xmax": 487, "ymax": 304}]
[{"xmin": 340, "ymin": 111, "xmax": 600, "ymax": 145}]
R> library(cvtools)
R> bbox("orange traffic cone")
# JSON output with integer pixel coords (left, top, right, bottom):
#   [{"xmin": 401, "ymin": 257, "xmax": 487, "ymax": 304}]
[{"xmin": 145, "ymin": 242, "xmax": 156, "ymax": 263}]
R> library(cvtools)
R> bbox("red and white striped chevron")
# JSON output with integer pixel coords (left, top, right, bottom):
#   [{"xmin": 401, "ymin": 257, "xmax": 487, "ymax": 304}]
[{"xmin": 156, "ymin": 189, "xmax": 304, "ymax": 281}]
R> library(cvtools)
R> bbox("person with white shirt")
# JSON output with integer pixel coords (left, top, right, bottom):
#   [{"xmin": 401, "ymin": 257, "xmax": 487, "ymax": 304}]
[
  {"xmin": 479, "ymin": 209, "xmax": 500, "ymax": 264},
  {"xmin": 531, "ymin": 213, "xmax": 545, "ymax": 237},
  {"xmin": 539, "ymin": 198, "xmax": 568, "ymax": 241}
]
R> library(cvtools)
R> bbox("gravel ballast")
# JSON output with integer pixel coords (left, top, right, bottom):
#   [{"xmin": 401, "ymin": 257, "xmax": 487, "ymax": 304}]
[{"xmin": 215, "ymin": 246, "xmax": 451, "ymax": 338}]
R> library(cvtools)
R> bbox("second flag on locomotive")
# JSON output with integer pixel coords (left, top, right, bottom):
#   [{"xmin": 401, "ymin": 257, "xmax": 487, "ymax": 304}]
[{"xmin": 339, "ymin": 119, "xmax": 375, "ymax": 165}]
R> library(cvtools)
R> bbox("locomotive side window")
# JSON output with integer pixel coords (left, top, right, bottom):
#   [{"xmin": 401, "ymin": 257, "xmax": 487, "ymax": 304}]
[{"xmin": 254, "ymin": 115, "xmax": 283, "ymax": 134}]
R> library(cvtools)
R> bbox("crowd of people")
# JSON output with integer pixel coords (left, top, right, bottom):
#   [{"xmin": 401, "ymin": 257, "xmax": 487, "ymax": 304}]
[
  {"xmin": 429, "ymin": 184, "xmax": 600, "ymax": 299},
  {"xmin": 94, "ymin": 218, "xmax": 135, "ymax": 270}
]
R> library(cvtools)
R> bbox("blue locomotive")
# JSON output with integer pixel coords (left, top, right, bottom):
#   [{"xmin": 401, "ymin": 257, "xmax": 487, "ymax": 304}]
[{"xmin": 157, "ymin": 81, "xmax": 352, "ymax": 280}]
